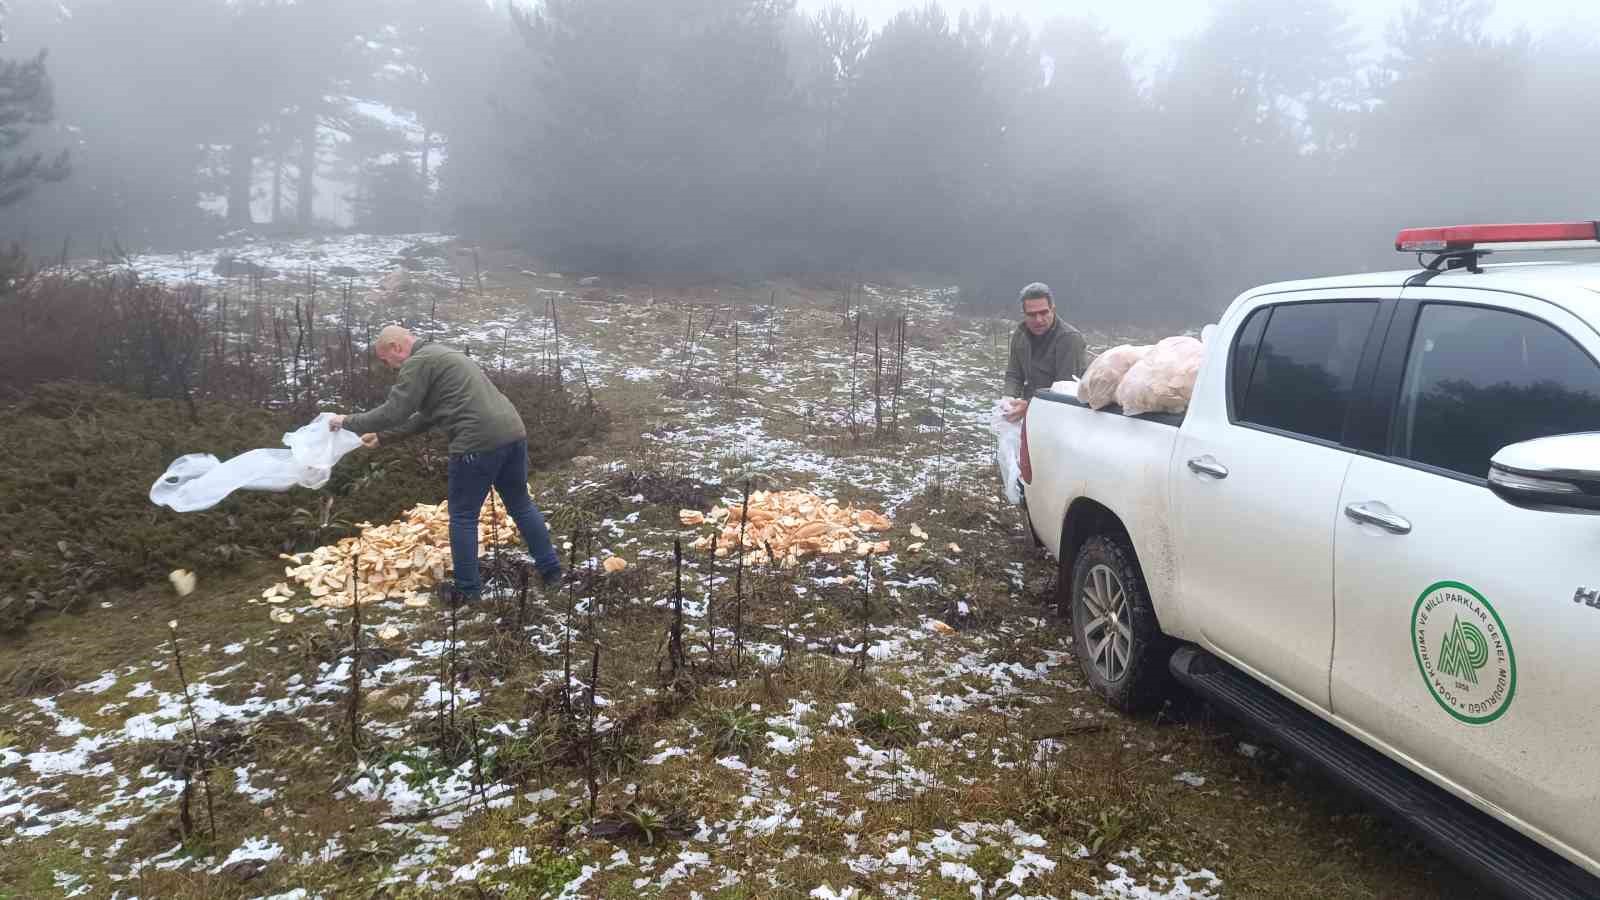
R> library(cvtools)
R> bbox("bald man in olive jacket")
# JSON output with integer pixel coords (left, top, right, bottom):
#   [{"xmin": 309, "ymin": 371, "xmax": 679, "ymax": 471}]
[{"xmin": 331, "ymin": 326, "xmax": 562, "ymax": 602}]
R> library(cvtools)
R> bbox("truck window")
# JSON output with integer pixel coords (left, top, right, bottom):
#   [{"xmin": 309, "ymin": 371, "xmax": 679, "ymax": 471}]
[
  {"xmin": 1392, "ymin": 304, "xmax": 1600, "ymax": 479},
  {"xmin": 1229, "ymin": 307, "xmax": 1269, "ymax": 418},
  {"xmin": 1237, "ymin": 301, "xmax": 1378, "ymax": 443}
]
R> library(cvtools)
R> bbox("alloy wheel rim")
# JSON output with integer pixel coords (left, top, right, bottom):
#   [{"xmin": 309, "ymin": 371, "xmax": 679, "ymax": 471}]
[{"xmin": 1078, "ymin": 563, "xmax": 1132, "ymax": 682}]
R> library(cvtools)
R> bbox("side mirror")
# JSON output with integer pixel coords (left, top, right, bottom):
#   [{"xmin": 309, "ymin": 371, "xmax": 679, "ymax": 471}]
[{"xmin": 1488, "ymin": 432, "xmax": 1600, "ymax": 512}]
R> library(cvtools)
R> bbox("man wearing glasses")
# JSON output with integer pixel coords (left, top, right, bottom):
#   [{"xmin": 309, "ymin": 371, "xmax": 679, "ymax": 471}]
[{"xmin": 1002, "ymin": 282, "xmax": 1088, "ymax": 423}]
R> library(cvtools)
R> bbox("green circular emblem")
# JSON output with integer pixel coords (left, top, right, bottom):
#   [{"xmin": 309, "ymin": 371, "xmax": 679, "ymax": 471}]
[{"xmin": 1411, "ymin": 581, "xmax": 1516, "ymax": 725}]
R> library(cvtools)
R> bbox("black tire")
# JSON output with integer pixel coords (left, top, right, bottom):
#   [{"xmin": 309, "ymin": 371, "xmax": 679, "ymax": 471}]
[{"xmin": 1060, "ymin": 533, "xmax": 1173, "ymax": 713}]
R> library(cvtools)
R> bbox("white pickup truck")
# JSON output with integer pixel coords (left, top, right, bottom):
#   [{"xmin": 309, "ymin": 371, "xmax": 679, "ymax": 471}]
[{"xmin": 1021, "ymin": 222, "xmax": 1600, "ymax": 898}]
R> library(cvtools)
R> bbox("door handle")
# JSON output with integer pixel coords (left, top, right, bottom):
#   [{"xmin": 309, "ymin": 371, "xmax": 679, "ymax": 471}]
[
  {"xmin": 1186, "ymin": 456, "xmax": 1229, "ymax": 479},
  {"xmin": 1344, "ymin": 502, "xmax": 1412, "ymax": 535}
]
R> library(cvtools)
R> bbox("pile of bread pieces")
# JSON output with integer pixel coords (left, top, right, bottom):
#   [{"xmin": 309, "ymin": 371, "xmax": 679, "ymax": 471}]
[
  {"xmin": 681, "ymin": 489, "xmax": 943, "ymax": 567},
  {"xmin": 270, "ymin": 499, "xmax": 515, "ymax": 610}
]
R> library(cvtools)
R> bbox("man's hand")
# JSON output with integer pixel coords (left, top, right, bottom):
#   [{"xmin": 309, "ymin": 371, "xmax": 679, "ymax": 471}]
[
  {"xmin": 360, "ymin": 433, "xmax": 380, "ymax": 449},
  {"xmin": 328, "ymin": 414, "xmax": 347, "ymax": 432},
  {"xmin": 1003, "ymin": 398, "xmax": 1029, "ymax": 423}
]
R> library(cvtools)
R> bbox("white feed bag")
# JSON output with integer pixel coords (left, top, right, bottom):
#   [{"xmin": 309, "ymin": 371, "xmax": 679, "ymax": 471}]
[{"xmin": 150, "ymin": 413, "xmax": 363, "ymax": 513}]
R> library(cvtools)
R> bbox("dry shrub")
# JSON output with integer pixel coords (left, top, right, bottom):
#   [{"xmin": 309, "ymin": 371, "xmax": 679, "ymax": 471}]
[
  {"xmin": 0, "ymin": 270, "xmax": 206, "ymax": 398},
  {"xmin": 0, "ymin": 262, "xmax": 609, "ymax": 632}
]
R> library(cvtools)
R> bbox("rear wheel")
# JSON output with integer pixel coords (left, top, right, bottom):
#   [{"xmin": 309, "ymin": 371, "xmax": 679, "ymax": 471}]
[{"xmin": 1062, "ymin": 533, "xmax": 1172, "ymax": 712}]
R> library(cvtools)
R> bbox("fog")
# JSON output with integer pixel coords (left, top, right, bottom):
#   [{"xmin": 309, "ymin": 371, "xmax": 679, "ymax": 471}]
[
  {"xmin": 3, "ymin": 0, "xmax": 1598, "ymax": 325},
  {"xmin": 811, "ymin": 0, "xmax": 1599, "ymax": 64}
]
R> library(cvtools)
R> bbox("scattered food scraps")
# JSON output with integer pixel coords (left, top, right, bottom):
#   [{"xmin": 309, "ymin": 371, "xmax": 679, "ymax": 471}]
[
  {"xmin": 169, "ymin": 569, "xmax": 196, "ymax": 596},
  {"xmin": 683, "ymin": 490, "xmax": 893, "ymax": 566}
]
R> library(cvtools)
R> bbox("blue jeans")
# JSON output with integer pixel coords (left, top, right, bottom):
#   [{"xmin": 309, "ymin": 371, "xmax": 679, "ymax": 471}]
[{"xmin": 446, "ymin": 439, "xmax": 560, "ymax": 597}]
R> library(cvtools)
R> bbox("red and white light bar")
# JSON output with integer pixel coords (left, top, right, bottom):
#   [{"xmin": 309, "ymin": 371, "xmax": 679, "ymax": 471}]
[{"xmin": 1396, "ymin": 221, "xmax": 1600, "ymax": 252}]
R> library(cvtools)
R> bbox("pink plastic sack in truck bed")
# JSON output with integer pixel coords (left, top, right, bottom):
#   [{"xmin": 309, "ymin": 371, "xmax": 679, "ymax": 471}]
[
  {"xmin": 1079, "ymin": 344, "xmax": 1152, "ymax": 410},
  {"xmin": 1115, "ymin": 335, "xmax": 1204, "ymax": 417}
]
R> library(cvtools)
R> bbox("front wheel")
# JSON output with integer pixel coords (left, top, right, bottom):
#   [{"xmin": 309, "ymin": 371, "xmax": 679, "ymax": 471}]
[{"xmin": 1062, "ymin": 533, "xmax": 1172, "ymax": 713}]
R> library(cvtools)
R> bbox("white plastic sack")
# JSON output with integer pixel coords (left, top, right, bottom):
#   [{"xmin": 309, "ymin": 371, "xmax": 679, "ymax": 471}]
[
  {"xmin": 991, "ymin": 398, "xmax": 1024, "ymax": 505},
  {"xmin": 1079, "ymin": 344, "xmax": 1152, "ymax": 410},
  {"xmin": 150, "ymin": 413, "xmax": 364, "ymax": 513},
  {"xmin": 1116, "ymin": 336, "xmax": 1205, "ymax": 417}
]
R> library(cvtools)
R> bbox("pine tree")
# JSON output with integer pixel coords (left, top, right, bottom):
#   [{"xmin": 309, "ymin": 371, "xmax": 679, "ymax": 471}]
[
  {"xmin": 351, "ymin": 156, "xmax": 425, "ymax": 235},
  {"xmin": 0, "ymin": 41, "xmax": 69, "ymax": 207}
]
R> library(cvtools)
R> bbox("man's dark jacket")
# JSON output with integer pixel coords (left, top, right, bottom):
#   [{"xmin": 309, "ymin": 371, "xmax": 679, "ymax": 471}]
[
  {"xmin": 346, "ymin": 342, "xmax": 525, "ymax": 454},
  {"xmin": 1004, "ymin": 318, "xmax": 1088, "ymax": 399}
]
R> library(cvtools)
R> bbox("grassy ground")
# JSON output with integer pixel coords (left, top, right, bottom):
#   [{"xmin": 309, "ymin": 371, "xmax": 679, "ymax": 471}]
[
  {"xmin": 0, "ymin": 243, "xmax": 1477, "ymax": 899},
  {"xmin": 0, "ymin": 375, "xmax": 604, "ymax": 632}
]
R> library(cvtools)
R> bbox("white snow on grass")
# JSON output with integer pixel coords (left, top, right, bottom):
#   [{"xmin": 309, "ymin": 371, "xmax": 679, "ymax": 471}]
[
  {"xmin": 344, "ymin": 756, "xmax": 516, "ymax": 825},
  {"xmin": 234, "ymin": 766, "xmax": 278, "ymax": 804},
  {"xmin": 74, "ymin": 672, "xmax": 119, "ymax": 694},
  {"xmin": 122, "ymin": 232, "xmax": 457, "ymax": 290},
  {"xmin": 643, "ymin": 746, "xmax": 689, "ymax": 765},
  {"xmin": 211, "ymin": 836, "xmax": 284, "ymax": 873},
  {"xmin": 843, "ymin": 740, "xmax": 940, "ymax": 801},
  {"xmin": 1076, "ymin": 860, "xmax": 1225, "ymax": 899},
  {"xmin": 26, "ymin": 736, "xmax": 112, "ymax": 777},
  {"xmin": 765, "ymin": 699, "xmax": 815, "ymax": 756},
  {"xmin": 52, "ymin": 870, "xmax": 90, "ymax": 897},
  {"xmin": 0, "ymin": 275, "xmax": 1245, "ymax": 896},
  {"xmin": 653, "ymin": 849, "xmax": 710, "ymax": 888}
]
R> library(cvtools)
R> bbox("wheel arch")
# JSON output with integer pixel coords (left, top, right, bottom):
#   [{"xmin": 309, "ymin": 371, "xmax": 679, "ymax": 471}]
[
  {"xmin": 1060, "ymin": 497, "xmax": 1130, "ymax": 572},
  {"xmin": 1060, "ymin": 497, "xmax": 1163, "ymax": 633}
]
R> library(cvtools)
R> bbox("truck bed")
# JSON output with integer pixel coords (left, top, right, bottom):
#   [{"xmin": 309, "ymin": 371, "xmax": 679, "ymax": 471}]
[
  {"xmin": 1033, "ymin": 387, "xmax": 1186, "ymax": 428},
  {"xmin": 1024, "ymin": 383, "xmax": 1187, "ymax": 634}
]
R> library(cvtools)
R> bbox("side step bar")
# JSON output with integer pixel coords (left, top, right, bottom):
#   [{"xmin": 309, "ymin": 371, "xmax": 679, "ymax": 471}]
[{"xmin": 1169, "ymin": 645, "xmax": 1600, "ymax": 900}]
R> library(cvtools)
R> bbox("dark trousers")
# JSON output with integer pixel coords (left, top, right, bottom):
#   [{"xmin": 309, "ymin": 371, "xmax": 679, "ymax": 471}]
[{"xmin": 446, "ymin": 439, "xmax": 560, "ymax": 596}]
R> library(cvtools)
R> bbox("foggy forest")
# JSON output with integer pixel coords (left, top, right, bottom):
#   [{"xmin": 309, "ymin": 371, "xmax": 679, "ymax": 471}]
[
  {"xmin": 4, "ymin": 1, "xmax": 1600, "ymax": 897},
  {"xmin": 4, "ymin": 0, "xmax": 1593, "ymax": 324}
]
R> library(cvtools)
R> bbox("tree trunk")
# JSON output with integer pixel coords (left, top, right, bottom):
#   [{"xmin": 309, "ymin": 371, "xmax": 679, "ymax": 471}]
[
  {"xmin": 271, "ymin": 135, "xmax": 285, "ymax": 225},
  {"xmin": 420, "ymin": 130, "xmax": 431, "ymax": 188},
  {"xmin": 296, "ymin": 111, "xmax": 318, "ymax": 229},
  {"xmin": 226, "ymin": 136, "xmax": 254, "ymax": 228},
  {"xmin": 419, "ymin": 130, "xmax": 432, "ymax": 230}
]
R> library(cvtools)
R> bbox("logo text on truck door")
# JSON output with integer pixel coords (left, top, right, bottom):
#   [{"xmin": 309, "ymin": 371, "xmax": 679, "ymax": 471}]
[{"xmin": 1411, "ymin": 582, "xmax": 1516, "ymax": 725}]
